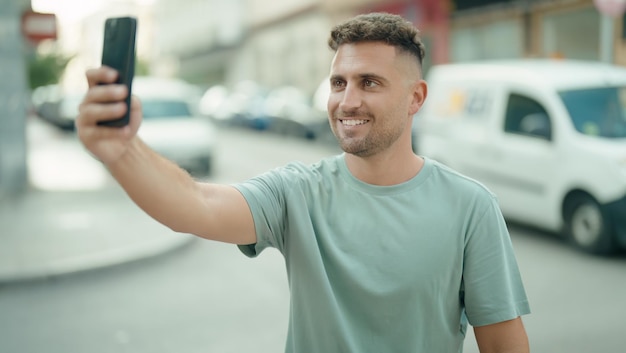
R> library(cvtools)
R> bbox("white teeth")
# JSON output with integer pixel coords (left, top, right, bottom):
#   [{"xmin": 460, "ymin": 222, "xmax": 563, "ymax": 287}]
[{"xmin": 342, "ymin": 119, "xmax": 367, "ymax": 126}]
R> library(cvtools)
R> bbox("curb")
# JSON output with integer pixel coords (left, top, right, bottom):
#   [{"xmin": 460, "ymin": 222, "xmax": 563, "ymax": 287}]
[{"xmin": 0, "ymin": 234, "xmax": 196, "ymax": 284}]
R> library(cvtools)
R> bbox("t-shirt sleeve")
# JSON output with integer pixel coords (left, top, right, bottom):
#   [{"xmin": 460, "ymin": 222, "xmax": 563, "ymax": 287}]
[
  {"xmin": 232, "ymin": 169, "xmax": 288, "ymax": 257},
  {"xmin": 462, "ymin": 195, "xmax": 531, "ymax": 327}
]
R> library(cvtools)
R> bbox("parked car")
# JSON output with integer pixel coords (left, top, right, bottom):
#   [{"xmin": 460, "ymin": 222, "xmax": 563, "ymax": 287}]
[
  {"xmin": 199, "ymin": 84, "xmax": 229, "ymax": 121},
  {"xmin": 265, "ymin": 85, "xmax": 329, "ymax": 140},
  {"xmin": 209, "ymin": 80, "xmax": 270, "ymax": 129},
  {"xmin": 132, "ymin": 77, "xmax": 216, "ymax": 176},
  {"xmin": 415, "ymin": 59, "xmax": 626, "ymax": 254},
  {"xmin": 32, "ymin": 84, "xmax": 79, "ymax": 131},
  {"xmin": 53, "ymin": 77, "xmax": 216, "ymax": 176},
  {"xmin": 57, "ymin": 93, "xmax": 85, "ymax": 130}
]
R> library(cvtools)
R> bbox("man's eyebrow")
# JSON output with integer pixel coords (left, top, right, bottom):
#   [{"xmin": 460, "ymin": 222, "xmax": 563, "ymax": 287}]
[
  {"xmin": 329, "ymin": 73, "xmax": 388, "ymax": 83},
  {"xmin": 360, "ymin": 73, "xmax": 388, "ymax": 84},
  {"xmin": 329, "ymin": 74, "xmax": 344, "ymax": 82}
]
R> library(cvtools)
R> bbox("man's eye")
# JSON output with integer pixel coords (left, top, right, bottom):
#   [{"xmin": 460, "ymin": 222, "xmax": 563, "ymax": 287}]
[
  {"xmin": 364, "ymin": 80, "xmax": 377, "ymax": 87},
  {"xmin": 332, "ymin": 80, "xmax": 345, "ymax": 88}
]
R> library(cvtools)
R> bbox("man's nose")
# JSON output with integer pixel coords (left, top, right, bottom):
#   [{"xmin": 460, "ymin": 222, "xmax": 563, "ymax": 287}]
[{"xmin": 339, "ymin": 84, "xmax": 362, "ymax": 111}]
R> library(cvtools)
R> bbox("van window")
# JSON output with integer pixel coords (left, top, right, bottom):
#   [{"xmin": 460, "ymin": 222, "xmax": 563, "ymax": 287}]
[
  {"xmin": 559, "ymin": 87, "xmax": 626, "ymax": 138},
  {"xmin": 504, "ymin": 94, "xmax": 552, "ymax": 139}
]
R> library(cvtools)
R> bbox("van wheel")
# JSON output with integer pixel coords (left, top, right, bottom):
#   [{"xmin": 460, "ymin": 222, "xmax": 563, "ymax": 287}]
[{"xmin": 564, "ymin": 194, "xmax": 614, "ymax": 254}]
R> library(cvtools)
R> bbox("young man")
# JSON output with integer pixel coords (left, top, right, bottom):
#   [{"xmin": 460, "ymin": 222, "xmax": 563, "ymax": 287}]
[{"xmin": 77, "ymin": 12, "xmax": 530, "ymax": 353}]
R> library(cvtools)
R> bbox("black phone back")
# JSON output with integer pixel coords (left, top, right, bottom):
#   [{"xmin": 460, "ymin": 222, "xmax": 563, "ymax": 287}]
[{"xmin": 98, "ymin": 16, "xmax": 137, "ymax": 127}]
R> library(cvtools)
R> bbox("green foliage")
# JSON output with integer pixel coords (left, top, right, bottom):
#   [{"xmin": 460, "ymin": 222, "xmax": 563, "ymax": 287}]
[
  {"xmin": 135, "ymin": 59, "xmax": 150, "ymax": 76},
  {"xmin": 27, "ymin": 51, "xmax": 73, "ymax": 90}
]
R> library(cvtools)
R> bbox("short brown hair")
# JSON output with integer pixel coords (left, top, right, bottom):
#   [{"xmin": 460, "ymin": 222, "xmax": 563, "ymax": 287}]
[{"xmin": 328, "ymin": 12, "xmax": 426, "ymax": 66}]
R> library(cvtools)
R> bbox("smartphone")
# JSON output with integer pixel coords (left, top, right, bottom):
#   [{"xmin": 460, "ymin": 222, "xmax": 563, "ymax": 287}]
[{"xmin": 98, "ymin": 16, "xmax": 137, "ymax": 127}]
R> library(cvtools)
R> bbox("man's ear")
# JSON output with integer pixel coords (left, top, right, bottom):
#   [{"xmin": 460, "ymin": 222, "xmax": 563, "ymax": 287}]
[{"xmin": 409, "ymin": 79, "xmax": 428, "ymax": 116}]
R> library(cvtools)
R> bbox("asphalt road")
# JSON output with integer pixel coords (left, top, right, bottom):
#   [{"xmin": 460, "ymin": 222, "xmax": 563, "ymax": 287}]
[{"xmin": 1, "ymin": 120, "xmax": 625, "ymax": 353}]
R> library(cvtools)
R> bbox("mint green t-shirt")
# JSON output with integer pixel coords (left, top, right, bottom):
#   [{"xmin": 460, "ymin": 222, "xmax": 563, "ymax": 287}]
[{"xmin": 234, "ymin": 155, "xmax": 530, "ymax": 353}]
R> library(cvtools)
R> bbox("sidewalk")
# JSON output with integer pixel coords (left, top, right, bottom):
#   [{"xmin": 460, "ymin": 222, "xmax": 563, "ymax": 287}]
[{"xmin": 0, "ymin": 185, "xmax": 195, "ymax": 283}]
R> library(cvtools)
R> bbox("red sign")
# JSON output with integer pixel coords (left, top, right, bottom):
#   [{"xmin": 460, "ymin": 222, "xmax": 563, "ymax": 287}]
[
  {"xmin": 594, "ymin": 0, "xmax": 626, "ymax": 17},
  {"xmin": 21, "ymin": 11, "xmax": 57, "ymax": 43}
]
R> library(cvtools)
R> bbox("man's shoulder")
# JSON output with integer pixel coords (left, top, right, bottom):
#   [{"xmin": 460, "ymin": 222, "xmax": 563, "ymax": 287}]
[
  {"xmin": 243, "ymin": 155, "xmax": 342, "ymax": 194},
  {"xmin": 277, "ymin": 155, "xmax": 343, "ymax": 180},
  {"xmin": 425, "ymin": 157, "xmax": 497, "ymax": 202}
]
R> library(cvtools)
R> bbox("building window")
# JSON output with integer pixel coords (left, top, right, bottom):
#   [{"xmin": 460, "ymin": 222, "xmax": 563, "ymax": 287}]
[
  {"xmin": 450, "ymin": 19, "xmax": 523, "ymax": 62},
  {"xmin": 542, "ymin": 7, "xmax": 600, "ymax": 60}
]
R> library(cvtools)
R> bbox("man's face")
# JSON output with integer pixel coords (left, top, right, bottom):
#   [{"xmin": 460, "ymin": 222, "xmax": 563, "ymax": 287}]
[{"xmin": 327, "ymin": 42, "xmax": 424, "ymax": 157}]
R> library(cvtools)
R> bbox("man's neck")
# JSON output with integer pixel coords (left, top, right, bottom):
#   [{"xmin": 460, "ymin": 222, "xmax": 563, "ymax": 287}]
[{"xmin": 345, "ymin": 149, "xmax": 424, "ymax": 186}]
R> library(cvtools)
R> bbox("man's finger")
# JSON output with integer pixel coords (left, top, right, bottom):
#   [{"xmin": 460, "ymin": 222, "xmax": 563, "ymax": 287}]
[
  {"xmin": 77, "ymin": 101, "xmax": 127, "ymax": 126},
  {"xmin": 127, "ymin": 95, "xmax": 143, "ymax": 131},
  {"xmin": 83, "ymin": 84, "xmax": 128, "ymax": 104},
  {"xmin": 86, "ymin": 66, "xmax": 118, "ymax": 88}
]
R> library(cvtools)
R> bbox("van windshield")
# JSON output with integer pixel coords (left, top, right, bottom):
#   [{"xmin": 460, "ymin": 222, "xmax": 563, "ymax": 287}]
[{"xmin": 559, "ymin": 87, "xmax": 626, "ymax": 138}]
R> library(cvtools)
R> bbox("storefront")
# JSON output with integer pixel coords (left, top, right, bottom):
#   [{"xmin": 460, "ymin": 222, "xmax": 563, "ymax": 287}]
[
  {"xmin": 535, "ymin": 1, "xmax": 603, "ymax": 60},
  {"xmin": 449, "ymin": 0, "xmax": 625, "ymax": 63},
  {"xmin": 450, "ymin": 9, "xmax": 525, "ymax": 62},
  {"xmin": 356, "ymin": 0, "xmax": 617, "ymax": 68}
]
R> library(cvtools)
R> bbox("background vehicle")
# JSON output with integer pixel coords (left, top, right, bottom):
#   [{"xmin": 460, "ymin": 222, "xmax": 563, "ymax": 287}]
[
  {"xmin": 204, "ymin": 80, "xmax": 270, "ymax": 130},
  {"xmin": 133, "ymin": 77, "xmax": 217, "ymax": 176},
  {"xmin": 201, "ymin": 79, "xmax": 333, "ymax": 142},
  {"xmin": 416, "ymin": 59, "xmax": 626, "ymax": 254},
  {"xmin": 37, "ymin": 77, "xmax": 217, "ymax": 176},
  {"xmin": 32, "ymin": 84, "xmax": 78, "ymax": 132},
  {"xmin": 264, "ymin": 85, "xmax": 329, "ymax": 140}
]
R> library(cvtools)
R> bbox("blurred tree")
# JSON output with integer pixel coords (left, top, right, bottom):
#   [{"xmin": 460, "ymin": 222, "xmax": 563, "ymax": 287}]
[
  {"xmin": 27, "ymin": 51, "xmax": 73, "ymax": 90},
  {"xmin": 135, "ymin": 58, "xmax": 150, "ymax": 76}
]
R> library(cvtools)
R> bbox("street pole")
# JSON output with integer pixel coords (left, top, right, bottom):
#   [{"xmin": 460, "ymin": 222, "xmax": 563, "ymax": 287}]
[
  {"xmin": 594, "ymin": 0, "xmax": 626, "ymax": 63},
  {"xmin": 600, "ymin": 14, "xmax": 614, "ymax": 63},
  {"xmin": 0, "ymin": 0, "xmax": 29, "ymax": 198}
]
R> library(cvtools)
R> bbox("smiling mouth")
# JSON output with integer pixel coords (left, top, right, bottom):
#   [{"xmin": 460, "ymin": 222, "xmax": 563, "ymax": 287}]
[{"xmin": 340, "ymin": 119, "xmax": 368, "ymax": 126}]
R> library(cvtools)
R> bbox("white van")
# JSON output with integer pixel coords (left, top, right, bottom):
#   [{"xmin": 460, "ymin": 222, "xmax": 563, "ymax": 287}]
[{"xmin": 415, "ymin": 59, "xmax": 626, "ymax": 254}]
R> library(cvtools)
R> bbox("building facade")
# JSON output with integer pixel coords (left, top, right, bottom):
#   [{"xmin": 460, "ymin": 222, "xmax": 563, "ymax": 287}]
[
  {"xmin": 449, "ymin": 0, "xmax": 618, "ymax": 63},
  {"xmin": 152, "ymin": 0, "xmax": 245, "ymax": 86},
  {"xmin": 149, "ymin": 0, "xmax": 626, "ymax": 95}
]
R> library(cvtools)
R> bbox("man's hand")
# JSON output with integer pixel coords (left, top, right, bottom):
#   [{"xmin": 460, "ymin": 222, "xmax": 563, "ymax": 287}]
[{"xmin": 76, "ymin": 66, "xmax": 142, "ymax": 166}]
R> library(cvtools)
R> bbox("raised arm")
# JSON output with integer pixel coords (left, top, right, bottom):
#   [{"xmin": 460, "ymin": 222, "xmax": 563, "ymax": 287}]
[
  {"xmin": 76, "ymin": 67, "xmax": 256, "ymax": 245},
  {"xmin": 473, "ymin": 317, "xmax": 529, "ymax": 353}
]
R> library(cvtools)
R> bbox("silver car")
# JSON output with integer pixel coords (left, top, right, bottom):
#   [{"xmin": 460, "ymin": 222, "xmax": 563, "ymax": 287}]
[
  {"xmin": 133, "ymin": 77, "xmax": 218, "ymax": 176},
  {"xmin": 59, "ymin": 77, "xmax": 217, "ymax": 176},
  {"xmin": 133, "ymin": 77, "xmax": 217, "ymax": 176}
]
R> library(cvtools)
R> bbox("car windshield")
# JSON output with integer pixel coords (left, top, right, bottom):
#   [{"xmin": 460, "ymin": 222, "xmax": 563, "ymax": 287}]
[
  {"xmin": 141, "ymin": 99, "xmax": 191, "ymax": 119},
  {"xmin": 559, "ymin": 87, "xmax": 626, "ymax": 138}
]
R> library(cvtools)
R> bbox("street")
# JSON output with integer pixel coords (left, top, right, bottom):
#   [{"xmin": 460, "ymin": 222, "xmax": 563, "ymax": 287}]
[{"xmin": 0, "ymin": 118, "xmax": 625, "ymax": 353}]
